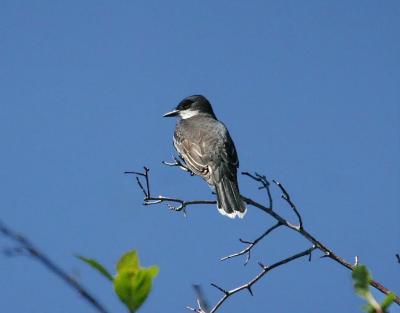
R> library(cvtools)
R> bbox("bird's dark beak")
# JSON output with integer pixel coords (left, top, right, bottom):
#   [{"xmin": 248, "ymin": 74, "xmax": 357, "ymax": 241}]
[{"xmin": 163, "ymin": 109, "xmax": 180, "ymax": 117}]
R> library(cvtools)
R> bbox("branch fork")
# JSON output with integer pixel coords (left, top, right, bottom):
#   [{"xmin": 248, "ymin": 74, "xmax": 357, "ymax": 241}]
[{"xmin": 126, "ymin": 164, "xmax": 400, "ymax": 310}]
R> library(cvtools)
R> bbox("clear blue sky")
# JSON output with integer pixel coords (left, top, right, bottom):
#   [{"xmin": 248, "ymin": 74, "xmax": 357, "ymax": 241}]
[{"xmin": 1, "ymin": 1, "xmax": 399, "ymax": 312}]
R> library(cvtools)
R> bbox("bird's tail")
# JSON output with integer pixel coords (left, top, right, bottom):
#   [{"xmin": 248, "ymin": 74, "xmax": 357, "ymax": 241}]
[{"xmin": 214, "ymin": 176, "xmax": 247, "ymax": 219}]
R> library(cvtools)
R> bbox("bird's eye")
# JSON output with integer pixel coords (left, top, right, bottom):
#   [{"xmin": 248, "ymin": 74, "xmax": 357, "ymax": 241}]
[{"xmin": 180, "ymin": 100, "xmax": 192, "ymax": 110}]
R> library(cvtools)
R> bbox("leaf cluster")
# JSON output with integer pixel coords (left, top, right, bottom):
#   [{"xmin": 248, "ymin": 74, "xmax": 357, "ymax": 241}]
[
  {"xmin": 77, "ymin": 250, "xmax": 158, "ymax": 313},
  {"xmin": 352, "ymin": 265, "xmax": 396, "ymax": 313}
]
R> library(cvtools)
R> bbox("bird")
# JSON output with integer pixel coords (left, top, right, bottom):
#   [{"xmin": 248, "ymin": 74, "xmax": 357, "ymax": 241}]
[{"xmin": 163, "ymin": 95, "xmax": 246, "ymax": 218}]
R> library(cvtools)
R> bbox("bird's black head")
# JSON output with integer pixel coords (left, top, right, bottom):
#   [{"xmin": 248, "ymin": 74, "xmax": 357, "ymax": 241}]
[{"xmin": 164, "ymin": 95, "xmax": 216, "ymax": 119}]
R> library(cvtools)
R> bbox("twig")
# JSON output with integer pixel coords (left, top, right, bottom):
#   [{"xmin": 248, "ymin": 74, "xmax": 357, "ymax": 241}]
[
  {"xmin": 242, "ymin": 194, "xmax": 400, "ymax": 304},
  {"xmin": 128, "ymin": 167, "xmax": 400, "ymax": 307},
  {"xmin": 193, "ymin": 246, "xmax": 316, "ymax": 313},
  {"xmin": 220, "ymin": 173, "xmax": 305, "ymax": 265},
  {"xmin": 220, "ymin": 222, "xmax": 282, "ymax": 265},
  {"xmin": 0, "ymin": 220, "xmax": 109, "ymax": 313},
  {"xmin": 192, "ymin": 285, "xmax": 210, "ymax": 313},
  {"xmin": 145, "ymin": 196, "xmax": 215, "ymax": 214},
  {"xmin": 125, "ymin": 168, "xmax": 214, "ymax": 216},
  {"xmin": 241, "ymin": 172, "xmax": 273, "ymax": 209},
  {"xmin": 186, "ymin": 298, "xmax": 207, "ymax": 313},
  {"xmin": 124, "ymin": 166, "xmax": 150, "ymax": 198},
  {"xmin": 162, "ymin": 156, "xmax": 194, "ymax": 175},
  {"xmin": 272, "ymin": 179, "xmax": 303, "ymax": 229}
]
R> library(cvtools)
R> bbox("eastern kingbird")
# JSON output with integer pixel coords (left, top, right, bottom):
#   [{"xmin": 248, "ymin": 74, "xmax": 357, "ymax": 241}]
[{"xmin": 164, "ymin": 95, "xmax": 246, "ymax": 218}]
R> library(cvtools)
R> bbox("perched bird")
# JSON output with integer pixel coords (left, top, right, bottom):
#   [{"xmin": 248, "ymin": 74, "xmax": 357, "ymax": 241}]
[{"xmin": 163, "ymin": 95, "xmax": 246, "ymax": 218}]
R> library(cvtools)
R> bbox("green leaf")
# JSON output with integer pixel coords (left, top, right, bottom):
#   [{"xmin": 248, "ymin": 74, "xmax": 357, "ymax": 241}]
[
  {"xmin": 352, "ymin": 265, "xmax": 385, "ymax": 313},
  {"xmin": 146, "ymin": 265, "xmax": 159, "ymax": 279},
  {"xmin": 116, "ymin": 250, "xmax": 140, "ymax": 273},
  {"xmin": 352, "ymin": 265, "xmax": 371, "ymax": 297},
  {"xmin": 381, "ymin": 293, "xmax": 396, "ymax": 311},
  {"xmin": 114, "ymin": 250, "xmax": 159, "ymax": 312},
  {"xmin": 76, "ymin": 255, "xmax": 114, "ymax": 281},
  {"xmin": 361, "ymin": 303, "xmax": 374, "ymax": 313}
]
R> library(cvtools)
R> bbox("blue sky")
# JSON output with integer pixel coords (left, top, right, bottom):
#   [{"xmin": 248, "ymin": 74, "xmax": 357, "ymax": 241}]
[{"xmin": 0, "ymin": 1, "xmax": 399, "ymax": 312}]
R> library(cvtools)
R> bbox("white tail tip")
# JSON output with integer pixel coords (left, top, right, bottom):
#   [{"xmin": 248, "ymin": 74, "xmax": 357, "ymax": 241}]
[{"xmin": 217, "ymin": 206, "xmax": 247, "ymax": 219}]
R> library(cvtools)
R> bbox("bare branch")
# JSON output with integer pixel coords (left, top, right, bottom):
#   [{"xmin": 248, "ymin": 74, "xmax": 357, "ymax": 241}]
[
  {"xmin": 128, "ymin": 166, "xmax": 400, "ymax": 307},
  {"xmin": 146, "ymin": 197, "xmax": 215, "ymax": 214},
  {"xmin": 0, "ymin": 220, "xmax": 109, "ymax": 313},
  {"xmin": 273, "ymin": 179, "xmax": 303, "ymax": 229},
  {"xmin": 162, "ymin": 156, "xmax": 194, "ymax": 175},
  {"xmin": 192, "ymin": 285, "xmax": 210, "ymax": 313},
  {"xmin": 206, "ymin": 246, "xmax": 317, "ymax": 313},
  {"xmin": 186, "ymin": 298, "xmax": 207, "ymax": 313},
  {"xmin": 220, "ymin": 222, "xmax": 282, "ymax": 265},
  {"xmin": 210, "ymin": 283, "xmax": 229, "ymax": 296},
  {"xmin": 242, "ymin": 172, "xmax": 273, "ymax": 209},
  {"xmin": 125, "ymin": 166, "xmax": 151, "ymax": 198},
  {"xmin": 243, "ymin": 194, "xmax": 400, "ymax": 304},
  {"xmin": 126, "ymin": 168, "xmax": 215, "ymax": 216}
]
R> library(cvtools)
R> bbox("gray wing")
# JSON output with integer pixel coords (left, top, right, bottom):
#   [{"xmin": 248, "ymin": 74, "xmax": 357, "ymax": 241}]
[
  {"xmin": 173, "ymin": 128, "xmax": 210, "ymax": 178},
  {"xmin": 173, "ymin": 120, "xmax": 239, "ymax": 185},
  {"xmin": 210, "ymin": 129, "xmax": 239, "ymax": 183}
]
